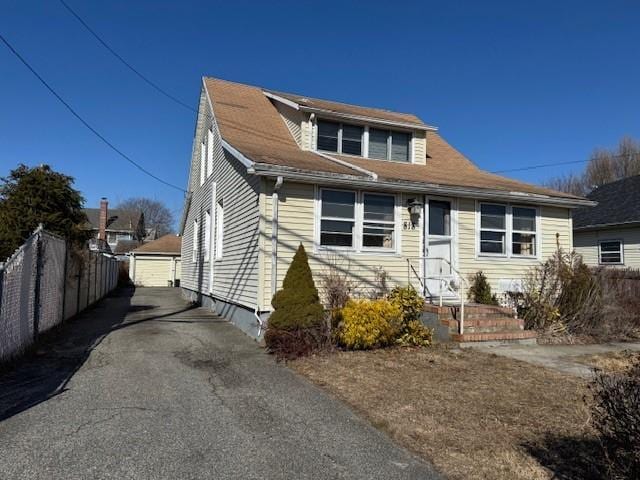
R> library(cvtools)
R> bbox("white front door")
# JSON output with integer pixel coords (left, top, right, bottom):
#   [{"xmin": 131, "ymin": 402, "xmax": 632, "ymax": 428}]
[{"xmin": 424, "ymin": 198, "xmax": 456, "ymax": 299}]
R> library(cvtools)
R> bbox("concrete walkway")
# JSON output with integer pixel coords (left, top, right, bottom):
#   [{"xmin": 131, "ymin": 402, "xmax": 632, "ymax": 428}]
[
  {"xmin": 475, "ymin": 342, "xmax": 640, "ymax": 377},
  {"xmin": 0, "ymin": 287, "xmax": 440, "ymax": 480}
]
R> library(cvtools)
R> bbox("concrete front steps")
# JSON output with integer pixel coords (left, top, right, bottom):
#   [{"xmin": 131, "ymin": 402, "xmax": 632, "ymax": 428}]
[{"xmin": 421, "ymin": 303, "xmax": 537, "ymax": 346}]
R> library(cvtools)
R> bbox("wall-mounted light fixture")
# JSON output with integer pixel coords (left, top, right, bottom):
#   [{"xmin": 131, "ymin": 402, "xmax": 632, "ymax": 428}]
[{"xmin": 407, "ymin": 198, "xmax": 422, "ymax": 226}]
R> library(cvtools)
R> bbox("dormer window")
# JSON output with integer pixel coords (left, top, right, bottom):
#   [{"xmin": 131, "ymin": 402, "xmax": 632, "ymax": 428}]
[
  {"xmin": 369, "ymin": 128, "xmax": 410, "ymax": 162},
  {"xmin": 317, "ymin": 120, "xmax": 364, "ymax": 156},
  {"xmin": 315, "ymin": 118, "xmax": 411, "ymax": 162}
]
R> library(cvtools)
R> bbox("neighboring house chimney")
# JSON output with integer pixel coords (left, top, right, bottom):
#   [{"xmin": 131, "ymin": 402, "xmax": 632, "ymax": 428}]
[{"xmin": 99, "ymin": 197, "xmax": 108, "ymax": 241}]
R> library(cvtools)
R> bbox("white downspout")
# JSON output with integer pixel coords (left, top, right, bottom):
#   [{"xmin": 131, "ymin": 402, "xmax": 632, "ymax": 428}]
[{"xmin": 271, "ymin": 176, "xmax": 284, "ymax": 300}]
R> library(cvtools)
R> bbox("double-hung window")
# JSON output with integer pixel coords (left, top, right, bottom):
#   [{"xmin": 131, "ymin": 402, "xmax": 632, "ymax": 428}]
[
  {"xmin": 320, "ymin": 190, "xmax": 356, "ymax": 248},
  {"xmin": 199, "ymin": 142, "xmax": 206, "ymax": 186},
  {"xmin": 512, "ymin": 207, "xmax": 536, "ymax": 256},
  {"xmin": 479, "ymin": 203, "xmax": 539, "ymax": 257},
  {"xmin": 362, "ymin": 193, "xmax": 395, "ymax": 249},
  {"xmin": 204, "ymin": 211, "xmax": 211, "ymax": 261},
  {"xmin": 479, "ymin": 204, "xmax": 507, "ymax": 254},
  {"xmin": 215, "ymin": 200, "xmax": 224, "ymax": 260},
  {"xmin": 192, "ymin": 219, "xmax": 199, "ymax": 262},
  {"xmin": 319, "ymin": 189, "xmax": 397, "ymax": 251},
  {"xmin": 599, "ymin": 240, "xmax": 623, "ymax": 264},
  {"xmin": 316, "ymin": 120, "xmax": 364, "ymax": 156},
  {"xmin": 368, "ymin": 128, "xmax": 411, "ymax": 162}
]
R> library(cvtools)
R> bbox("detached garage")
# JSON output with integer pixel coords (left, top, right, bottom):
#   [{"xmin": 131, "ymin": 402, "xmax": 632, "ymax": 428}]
[{"xmin": 129, "ymin": 235, "xmax": 182, "ymax": 287}]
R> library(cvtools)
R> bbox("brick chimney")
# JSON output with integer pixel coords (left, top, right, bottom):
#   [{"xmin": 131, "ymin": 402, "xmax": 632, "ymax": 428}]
[{"xmin": 98, "ymin": 197, "xmax": 108, "ymax": 241}]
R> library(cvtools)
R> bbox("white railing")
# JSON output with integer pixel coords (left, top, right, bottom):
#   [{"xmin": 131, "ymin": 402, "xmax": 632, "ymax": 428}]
[{"xmin": 406, "ymin": 256, "xmax": 468, "ymax": 334}]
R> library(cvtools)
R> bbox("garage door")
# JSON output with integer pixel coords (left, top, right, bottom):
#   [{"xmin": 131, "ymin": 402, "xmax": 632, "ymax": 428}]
[{"xmin": 134, "ymin": 258, "xmax": 172, "ymax": 287}]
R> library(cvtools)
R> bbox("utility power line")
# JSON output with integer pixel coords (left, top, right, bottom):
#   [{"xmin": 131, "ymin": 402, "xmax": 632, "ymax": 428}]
[
  {"xmin": 0, "ymin": 33, "xmax": 187, "ymax": 193},
  {"xmin": 491, "ymin": 158, "xmax": 590, "ymax": 174},
  {"xmin": 59, "ymin": 0, "xmax": 197, "ymax": 114},
  {"xmin": 491, "ymin": 153, "xmax": 637, "ymax": 174}
]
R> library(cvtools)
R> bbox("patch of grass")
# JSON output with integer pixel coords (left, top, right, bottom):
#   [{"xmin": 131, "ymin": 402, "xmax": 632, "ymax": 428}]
[
  {"xmin": 573, "ymin": 349, "xmax": 640, "ymax": 372},
  {"xmin": 291, "ymin": 347, "xmax": 601, "ymax": 480}
]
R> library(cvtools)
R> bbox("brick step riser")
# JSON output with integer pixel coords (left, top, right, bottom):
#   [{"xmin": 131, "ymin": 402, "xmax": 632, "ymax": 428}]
[
  {"xmin": 451, "ymin": 331, "xmax": 537, "ymax": 343},
  {"xmin": 458, "ymin": 325, "xmax": 524, "ymax": 334},
  {"xmin": 443, "ymin": 319, "xmax": 524, "ymax": 330}
]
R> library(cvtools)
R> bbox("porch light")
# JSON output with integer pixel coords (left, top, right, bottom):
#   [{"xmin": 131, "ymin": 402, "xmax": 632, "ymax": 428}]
[
  {"xmin": 408, "ymin": 198, "xmax": 422, "ymax": 216},
  {"xmin": 407, "ymin": 198, "xmax": 422, "ymax": 227}
]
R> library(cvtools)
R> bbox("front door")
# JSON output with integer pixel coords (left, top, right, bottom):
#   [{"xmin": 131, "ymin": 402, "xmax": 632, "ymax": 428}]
[{"xmin": 424, "ymin": 198, "xmax": 455, "ymax": 299}]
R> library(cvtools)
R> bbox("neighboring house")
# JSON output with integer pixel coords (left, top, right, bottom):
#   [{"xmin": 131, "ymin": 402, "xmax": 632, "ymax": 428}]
[
  {"xmin": 84, "ymin": 198, "xmax": 148, "ymax": 253},
  {"xmin": 573, "ymin": 176, "xmax": 640, "ymax": 268},
  {"xmin": 179, "ymin": 77, "xmax": 594, "ymax": 339},
  {"xmin": 129, "ymin": 234, "xmax": 182, "ymax": 287}
]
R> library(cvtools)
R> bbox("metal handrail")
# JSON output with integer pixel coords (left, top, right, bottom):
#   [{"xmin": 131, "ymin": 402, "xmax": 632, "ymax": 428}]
[{"xmin": 406, "ymin": 256, "xmax": 469, "ymax": 335}]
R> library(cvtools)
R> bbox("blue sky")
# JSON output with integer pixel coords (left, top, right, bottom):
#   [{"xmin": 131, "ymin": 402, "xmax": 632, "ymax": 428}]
[{"xmin": 1, "ymin": 1, "xmax": 639, "ymax": 224}]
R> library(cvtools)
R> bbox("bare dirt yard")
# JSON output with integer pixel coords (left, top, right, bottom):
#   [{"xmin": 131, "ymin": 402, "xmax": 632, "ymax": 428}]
[{"xmin": 291, "ymin": 346, "xmax": 609, "ymax": 480}]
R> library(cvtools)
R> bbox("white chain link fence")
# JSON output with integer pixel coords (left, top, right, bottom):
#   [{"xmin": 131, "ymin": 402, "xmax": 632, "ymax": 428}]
[{"xmin": 0, "ymin": 226, "xmax": 119, "ymax": 362}]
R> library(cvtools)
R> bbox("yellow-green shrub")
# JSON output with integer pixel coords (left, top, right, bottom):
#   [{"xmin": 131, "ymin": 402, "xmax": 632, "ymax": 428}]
[
  {"xmin": 387, "ymin": 286, "xmax": 424, "ymax": 322},
  {"xmin": 338, "ymin": 299, "xmax": 402, "ymax": 349},
  {"xmin": 396, "ymin": 320, "xmax": 433, "ymax": 347}
]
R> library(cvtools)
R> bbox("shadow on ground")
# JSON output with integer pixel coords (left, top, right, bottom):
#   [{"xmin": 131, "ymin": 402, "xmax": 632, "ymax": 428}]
[
  {"xmin": 0, "ymin": 287, "xmax": 201, "ymax": 422},
  {"xmin": 523, "ymin": 434, "xmax": 608, "ymax": 480}
]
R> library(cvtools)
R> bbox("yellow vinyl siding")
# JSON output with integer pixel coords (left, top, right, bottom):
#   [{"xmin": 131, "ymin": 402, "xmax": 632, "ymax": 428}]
[
  {"xmin": 457, "ymin": 198, "xmax": 571, "ymax": 292},
  {"xmin": 574, "ymin": 227, "xmax": 640, "ymax": 268},
  {"xmin": 261, "ymin": 182, "xmax": 422, "ymax": 309},
  {"xmin": 413, "ymin": 130, "xmax": 426, "ymax": 165},
  {"xmin": 274, "ymin": 102, "xmax": 303, "ymax": 147}
]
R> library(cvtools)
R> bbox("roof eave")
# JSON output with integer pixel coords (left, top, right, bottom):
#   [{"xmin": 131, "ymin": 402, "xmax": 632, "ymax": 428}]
[
  {"xmin": 574, "ymin": 220, "xmax": 640, "ymax": 231},
  {"xmin": 263, "ymin": 90, "xmax": 437, "ymax": 132},
  {"xmin": 251, "ymin": 163, "xmax": 596, "ymax": 208}
]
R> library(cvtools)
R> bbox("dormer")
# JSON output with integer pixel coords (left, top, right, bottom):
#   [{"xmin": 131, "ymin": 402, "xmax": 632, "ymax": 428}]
[{"xmin": 264, "ymin": 90, "xmax": 435, "ymax": 166}]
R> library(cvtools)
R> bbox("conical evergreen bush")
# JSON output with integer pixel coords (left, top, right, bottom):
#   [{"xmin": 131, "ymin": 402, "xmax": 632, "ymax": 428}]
[{"xmin": 265, "ymin": 244, "xmax": 325, "ymax": 358}]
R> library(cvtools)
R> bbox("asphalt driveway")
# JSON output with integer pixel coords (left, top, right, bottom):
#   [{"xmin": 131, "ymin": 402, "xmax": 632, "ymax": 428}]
[{"xmin": 0, "ymin": 287, "xmax": 439, "ymax": 480}]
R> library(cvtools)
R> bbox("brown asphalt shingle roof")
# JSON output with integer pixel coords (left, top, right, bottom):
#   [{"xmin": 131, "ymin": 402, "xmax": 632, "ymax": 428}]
[
  {"xmin": 204, "ymin": 77, "xmax": 584, "ymax": 202},
  {"xmin": 133, "ymin": 234, "xmax": 181, "ymax": 255},
  {"xmin": 83, "ymin": 208, "xmax": 141, "ymax": 231}
]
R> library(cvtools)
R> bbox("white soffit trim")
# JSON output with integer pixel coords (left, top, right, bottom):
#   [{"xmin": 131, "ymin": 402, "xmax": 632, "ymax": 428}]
[
  {"xmin": 263, "ymin": 91, "xmax": 300, "ymax": 110},
  {"xmin": 314, "ymin": 151, "xmax": 378, "ymax": 180}
]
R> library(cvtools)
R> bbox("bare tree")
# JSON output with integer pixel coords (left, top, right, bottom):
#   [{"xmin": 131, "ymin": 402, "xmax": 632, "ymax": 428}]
[
  {"xmin": 117, "ymin": 197, "xmax": 174, "ymax": 238},
  {"xmin": 545, "ymin": 136, "xmax": 640, "ymax": 195}
]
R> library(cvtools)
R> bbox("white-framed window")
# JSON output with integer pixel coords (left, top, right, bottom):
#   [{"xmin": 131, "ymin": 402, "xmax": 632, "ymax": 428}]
[
  {"xmin": 316, "ymin": 120, "xmax": 364, "ymax": 156},
  {"xmin": 478, "ymin": 202, "xmax": 539, "ymax": 258},
  {"xmin": 369, "ymin": 128, "xmax": 411, "ymax": 162},
  {"xmin": 207, "ymin": 128, "xmax": 214, "ymax": 177},
  {"xmin": 317, "ymin": 188, "xmax": 398, "ymax": 252},
  {"xmin": 511, "ymin": 206, "xmax": 537, "ymax": 257},
  {"xmin": 362, "ymin": 193, "xmax": 395, "ymax": 249},
  {"xmin": 192, "ymin": 219, "xmax": 199, "ymax": 262},
  {"xmin": 479, "ymin": 204, "xmax": 507, "ymax": 255},
  {"xmin": 215, "ymin": 200, "xmax": 224, "ymax": 260},
  {"xmin": 199, "ymin": 141, "xmax": 206, "ymax": 186},
  {"xmin": 320, "ymin": 189, "xmax": 356, "ymax": 248},
  {"xmin": 599, "ymin": 240, "xmax": 623, "ymax": 264},
  {"xmin": 204, "ymin": 210, "xmax": 211, "ymax": 262}
]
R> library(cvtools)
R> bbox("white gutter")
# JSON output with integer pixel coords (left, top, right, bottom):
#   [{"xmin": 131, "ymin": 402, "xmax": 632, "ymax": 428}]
[
  {"xmin": 251, "ymin": 164, "xmax": 596, "ymax": 208},
  {"xmin": 314, "ymin": 151, "xmax": 378, "ymax": 180},
  {"xmin": 271, "ymin": 176, "xmax": 284, "ymax": 300}
]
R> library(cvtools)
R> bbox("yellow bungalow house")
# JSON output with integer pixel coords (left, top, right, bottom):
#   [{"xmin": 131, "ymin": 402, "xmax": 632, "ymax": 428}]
[{"xmin": 179, "ymin": 77, "xmax": 594, "ymax": 342}]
